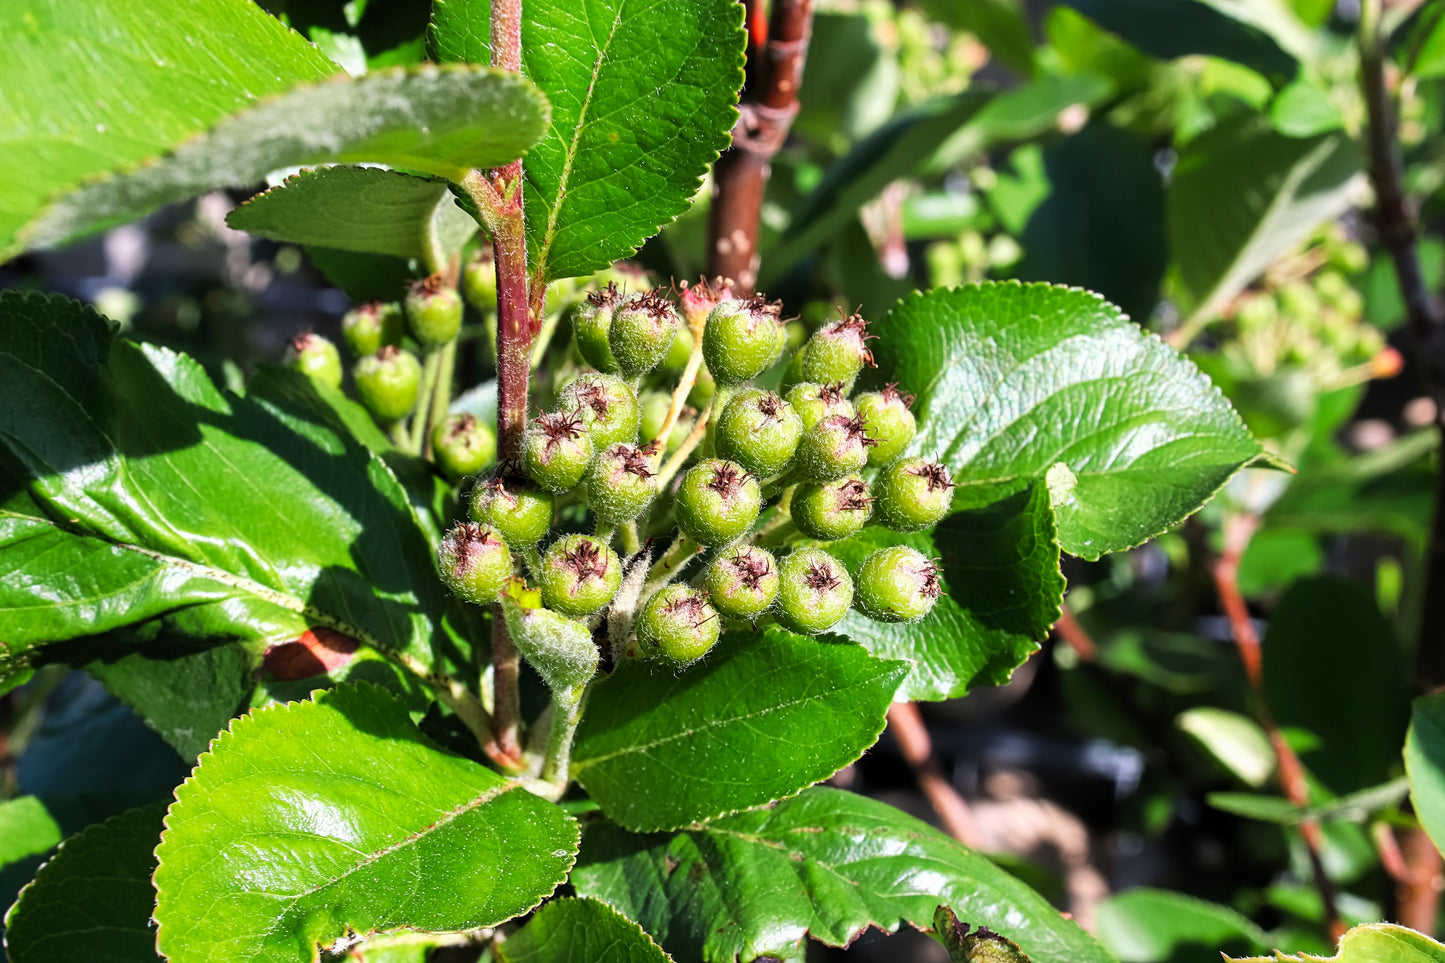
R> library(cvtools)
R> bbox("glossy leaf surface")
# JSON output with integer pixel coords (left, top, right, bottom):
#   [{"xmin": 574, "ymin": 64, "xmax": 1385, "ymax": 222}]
[
  {"xmin": 153, "ymin": 685, "xmax": 578, "ymax": 963},
  {"xmin": 498, "ymin": 897, "xmax": 672, "ymax": 963},
  {"xmin": 572, "ymin": 632, "xmax": 907, "ymax": 831}
]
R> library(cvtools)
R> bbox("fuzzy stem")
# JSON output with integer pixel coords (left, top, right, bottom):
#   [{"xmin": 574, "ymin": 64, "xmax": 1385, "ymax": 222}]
[
  {"xmin": 620, "ymin": 521, "xmax": 641, "ymax": 556},
  {"xmin": 409, "ymin": 349, "xmax": 443, "ymax": 455},
  {"xmin": 644, "ymin": 534, "xmax": 700, "ymax": 590},
  {"xmin": 540, "ymin": 687, "xmax": 587, "ymax": 789}
]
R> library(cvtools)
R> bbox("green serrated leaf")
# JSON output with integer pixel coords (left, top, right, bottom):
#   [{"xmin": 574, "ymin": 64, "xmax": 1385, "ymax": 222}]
[
  {"xmin": 3, "ymin": 804, "xmax": 165, "ymax": 963},
  {"xmin": 11, "ymin": 64, "xmax": 548, "ymax": 259},
  {"xmin": 153, "ymin": 684, "xmax": 578, "ymax": 963},
  {"xmin": 822, "ymin": 483, "xmax": 1062, "ymax": 701},
  {"xmin": 1058, "ymin": 0, "xmax": 1300, "ymax": 78},
  {"xmin": 228, "ymin": 167, "xmax": 477, "ymax": 261},
  {"xmin": 869, "ymin": 281, "xmax": 1260, "ymax": 559},
  {"xmin": 1226, "ymin": 923, "xmax": 1445, "ymax": 962},
  {"xmin": 572, "ymin": 787, "xmax": 1113, "ymax": 963},
  {"xmin": 1096, "ymin": 888, "xmax": 1269, "ymax": 962},
  {"xmin": 498, "ymin": 897, "xmax": 672, "ymax": 963},
  {"xmin": 572, "ymin": 631, "xmax": 908, "ymax": 832}
]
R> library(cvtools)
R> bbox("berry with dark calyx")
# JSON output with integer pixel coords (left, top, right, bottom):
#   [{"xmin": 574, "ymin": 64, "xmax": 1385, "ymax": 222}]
[
  {"xmin": 587, "ymin": 442, "xmax": 659, "ymax": 526},
  {"xmin": 636, "ymin": 585, "xmax": 721, "ymax": 665},
  {"xmin": 855, "ymin": 383, "xmax": 917, "ymax": 466},
  {"xmin": 609, "ymin": 290, "xmax": 679, "ymax": 378},
  {"xmin": 787, "ymin": 381, "xmax": 855, "ymax": 432},
  {"xmin": 341, "ymin": 301, "xmax": 403, "ymax": 357},
  {"xmin": 792, "ymin": 476, "xmax": 873, "ymax": 541},
  {"xmin": 854, "ymin": 546, "xmax": 942, "ymax": 623},
  {"xmin": 703, "ymin": 545, "xmax": 779, "ymax": 620},
  {"xmin": 524, "ymin": 411, "xmax": 594, "ymax": 492},
  {"xmin": 715, "ymin": 388, "xmax": 804, "ymax": 477},
  {"xmin": 431, "ymin": 413, "xmax": 497, "ymax": 479},
  {"xmin": 463, "ymin": 248, "xmax": 498, "ymax": 313},
  {"xmin": 574, "ymin": 283, "xmax": 623, "ymax": 373},
  {"xmin": 702, "ymin": 296, "xmax": 787, "ymax": 386},
  {"xmin": 558, "ymin": 373, "xmax": 640, "ymax": 450},
  {"xmin": 437, "ymin": 522, "xmax": 513, "ymax": 605},
  {"xmin": 795, "ymin": 413, "xmax": 876, "ymax": 481},
  {"xmin": 799, "ymin": 311, "xmax": 876, "ymax": 387},
  {"xmin": 875, "ymin": 457, "xmax": 955, "ymax": 531},
  {"xmin": 469, "ymin": 472, "xmax": 554, "ymax": 545},
  {"xmin": 354, "ymin": 345, "xmax": 422, "ymax": 423},
  {"xmin": 405, "ymin": 273, "xmax": 463, "ymax": 348},
  {"xmin": 284, "ymin": 332, "xmax": 342, "ymax": 390},
  {"xmin": 539, "ymin": 534, "xmax": 622, "ymax": 616},
  {"xmin": 674, "ymin": 459, "xmax": 763, "ymax": 545},
  {"xmin": 775, "ymin": 547, "xmax": 854, "ymax": 635}
]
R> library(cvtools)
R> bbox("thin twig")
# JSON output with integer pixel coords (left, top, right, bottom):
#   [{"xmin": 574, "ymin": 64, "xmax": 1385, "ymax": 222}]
[
  {"xmin": 887, "ymin": 702, "xmax": 981, "ymax": 848},
  {"xmin": 1053, "ymin": 602, "xmax": 1098, "ymax": 661}
]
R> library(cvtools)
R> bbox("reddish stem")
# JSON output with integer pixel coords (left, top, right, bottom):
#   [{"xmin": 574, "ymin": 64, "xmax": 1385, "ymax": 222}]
[
  {"xmin": 887, "ymin": 702, "xmax": 981, "ymax": 848},
  {"xmin": 1053, "ymin": 603, "xmax": 1098, "ymax": 661}
]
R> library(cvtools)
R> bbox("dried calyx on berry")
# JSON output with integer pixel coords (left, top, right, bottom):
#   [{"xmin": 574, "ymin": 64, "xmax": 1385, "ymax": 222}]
[
  {"xmin": 354, "ymin": 345, "xmax": 422, "ymax": 423},
  {"xmin": 787, "ymin": 381, "xmax": 855, "ymax": 432},
  {"xmin": 704, "ymin": 545, "xmax": 780, "ymax": 620},
  {"xmin": 284, "ymin": 332, "xmax": 342, "ymax": 390},
  {"xmin": 437, "ymin": 522, "xmax": 513, "ymax": 605},
  {"xmin": 776, "ymin": 547, "xmax": 854, "ymax": 635},
  {"xmin": 609, "ymin": 290, "xmax": 680, "ymax": 378},
  {"xmin": 432, "ymin": 413, "xmax": 497, "ymax": 479},
  {"xmin": 524, "ymin": 411, "xmax": 594, "ymax": 492},
  {"xmin": 702, "ymin": 295, "xmax": 787, "ymax": 385},
  {"xmin": 558, "ymin": 373, "xmax": 640, "ymax": 450},
  {"xmin": 405, "ymin": 272, "xmax": 463, "ymax": 348},
  {"xmin": 540, "ymin": 534, "xmax": 622, "ymax": 616},
  {"xmin": 637, "ymin": 584, "xmax": 721, "ymax": 665},
  {"xmin": 469, "ymin": 470, "xmax": 554, "ymax": 546},
  {"xmin": 341, "ymin": 301, "xmax": 403, "ymax": 357},
  {"xmin": 795, "ymin": 413, "xmax": 877, "ymax": 481},
  {"xmin": 674, "ymin": 458, "xmax": 763, "ymax": 545},
  {"xmin": 793, "ymin": 311, "xmax": 876, "ymax": 390},
  {"xmin": 875, "ymin": 457, "xmax": 955, "ymax": 531},
  {"xmin": 587, "ymin": 442, "xmax": 659, "ymax": 526},
  {"xmin": 854, "ymin": 383, "xmax": 916, "ymax": 466},
  {"xmin": 715, "ymin": 388, "xmax": 804, "ymax": 478},
  {"xmin": 574, "ymin": 283, "xmax": 623, "ymax": 373},
  {"xmin": 679, "ymin": 276, "xmax": 733, "ymax": 331},
  {"xmin": 792, "ymin": 475, "xmax": 873, "ymax": 541},
  {"xmin": 854, "ymin": 546, "xmax": 942, "ymax": 623}
]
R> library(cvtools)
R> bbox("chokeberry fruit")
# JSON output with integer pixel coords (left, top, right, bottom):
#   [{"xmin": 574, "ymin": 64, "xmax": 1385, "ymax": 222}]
[
  {"xmin": 704, "ymin": 545, "xmax": 779, "ymax": 620},
  {"xmin": 794, "ymin": 413, "xmax": 876, "ymax": 481},
  {"xmin": 539, "ymin": 534, "xmax": 622, "ymax": 616},
  {"xmin": 341, "ymin": 301, "xmax": 403, "ymax": 357},
  {"xmin": 798, "ymin": 312, "xmax": 875, "ymax": 387},
  {"xmin": 437, "ymin": 522, "xmax": 513, "ymax": 605},
  {"xmin": 636, "ymin": 585, "xmax": 721, "ymax": 665},
  {"xmin": 609, "ymin": 290, "xmax": 679, "ymax": 378},
  {"xmin": 787, "ymin": 381, "xmax": 855, "ymax": 432},
  {"xmin": 558, "ymin": 373, "xmax": 640, "ymax": 451},
  {"xmin": 854, "ymin": 545, "xmax": 942, "ymax": 623},
  {"xmin": 463, "ymin": 248, "xmax": 498, "ymax": 313},
  {"xmin": 586, "ymin": 442, "xmax": 659, "ymax": 526},
  {"xmin": 469, "ymin": 473, "xmax": 554, "ymax": 546},
  {"xmin": 354, "ymin": 345, "xmax": 422, "ymax": 423},
  {"xmin": 775, "ymin": 547, "xmax": 854, "ymax": 635},
  {"xmin": 284, "ymin": 332, "xmax": 342, "ymax": 390},
  {"xmin": 792, "ymin": 475, "xmax": 873, "ymax": 541},
  {"xmin": 431, "ymin": 413, "xmax": 497, "ymax": 479},
  {"xmin": 405, "ymin": 273, "xmax": 463, "ymax": 348},
  {"xmin": 674, "ymin": 459, "xmax": 762, "ymax": 546},
  {"xmin": 854, "ymin": 383, "xmax": 916, "ymax": 466},
  {"xmin": 702, "ymin": 296, "xmax": 787, "ymax": 385},
  {"xmin": 573, "ymin": 284, "xmax": 623, "ymax": 373},
  {"xmin": 715, "ymin": 388, "xmax": 804, "ymax": 478},
  {"xmin": 524, "ymin": 411, "xmax": 594, "ymax": 492},
  {"xmin": 875, "ymin": 457, "xmax": 955, "ymax": 531}
]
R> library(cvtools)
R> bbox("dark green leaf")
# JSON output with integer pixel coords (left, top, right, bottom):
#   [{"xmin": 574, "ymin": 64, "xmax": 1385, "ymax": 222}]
[
  {"xmin": 227, "ymin": 167, "xmax": 477, "ymax": 261},
  {"xmin": 919, "ymin": 0, "xmax": 1036, "ymax": 76},
  {"xmin": 1407, "ymin": 692, "xmax": 1445, "ymax": 859},
  {"xmin": 1059, "ymin": 0, "xmax": 1299, "ymax": 78},
  {"xmin": 572, "ymin": 631, "xmax": 908, "ymax": 831},
  {"xmin": 823, "ymin": 483, "xmax": 1062, "ymax": 701},
  {"xmin": 1225, "ymin": 923, "xmax": 1445, "ymax": 962},
  {"xmin": 498, "ymin": 898, "xmax": 672, "ymax": 963},
  {"xmin": 869, "ymin": 282, "xmax": 1260, "ymax": 559},
  {"xmin": 3, "ymin": 804, "xmax": 165, "ymax": 963},
  {"xmin": 153, "ymin": 684, "xmax": 578, "ymax": 963},
  {"xmin": 572, "ymin": 787, "xmax": 1114, "ymax": 963},
  {"xmin": 1095, "ymin": 888, "xmax": 1269, "ymax": 962},
  {"xmin": 306, "ymin": 247, "xmax": 421, "ymax": 303}
]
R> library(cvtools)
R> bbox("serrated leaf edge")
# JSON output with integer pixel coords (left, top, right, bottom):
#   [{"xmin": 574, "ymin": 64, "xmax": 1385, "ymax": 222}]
[{"xmin": 502, "ymin": 897, "xmax": 676, "ymax": 963}]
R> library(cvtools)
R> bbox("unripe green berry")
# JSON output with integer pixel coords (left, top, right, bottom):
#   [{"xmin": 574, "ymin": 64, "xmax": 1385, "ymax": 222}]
[
  {"xmin": 524, "ymin": 411, "xmax": 594, "ymax": 492},
  {"xmin": 795, "ymin": 413, "xmax": 876, "ymax": 482},
  {"xmin": 501, "ymin": 594, "xmax": 598, "ymax": 698},
  {"xmin": 609, "ymin": 290, "xmax": 679, "ymax": 378},
  {"xmin": 854, "ymin": 383, "xmax": 917, "ymax": 466},
  {"xmin": 775, "ymin": 547, "xmax": 854, "ymax": 635},
  {"xmin": 405, "ymin": 274, "xmax": 463, "ymax": 347},
  {"xmin": 854, "ymin": 546, "xmax": 942, "ymax": 623},
  {"xmin": 875, "ymin": 458, "xmax": 955, "ymax": 531},
  {"xmin": 674, "ymin": 459, "xmax": 763, "ymax": 546},
  {"xmin": 284, "ymin": 332, "xmax": 342, "ymax": 390},
  {"xmin": 792, "ymin": 476, "xmax": 873, "ymax": 541},
  {"xmin": 469, "ymin": 474, "xmax": 555, "ymax": 546},
  {"xmin": 662, "ymin": 324, "xmax": 693, "ymax": 373},
  {"xmin": 702, "ymin": 296, "xmax": 787, "ymax": 386},
  {"xmin": 354, "ymin": 345, "xmax": 422, "ymax": 423},
  {"xmin": 636, "ymin": 585, "xmax": 721, "ymax": 665},
  {"xmin": 799, "ymin": 312, "xmax": 875, "ymax": 387},
  {"xmin": 540, "ymin": 534, "xmax": 622, "ymax": 616},
  {"xmin": 558, "ymin": 373, "xmax": 640, "ymax": 451},
  {"xmin": 463, "ymin": 248, "xmax": 498, "ymax": 313},
  {"xmin": 640, "ymin": 391, "xmax": 694, "ymax": 453},
  {"xmin": 573, "ymin": 284, "xmax": 623, "ymax": 373},
  {"xmin": 431, "ymin": 413, "xmax": 497, "ymax": 479},
  {"xmin": 703, "ymin": 545, "xmax": 779, "ymax": 620},
  {"xmin": 715, "ymin": 389, "xmax": 804, "ymax": 478},
  {"xmin": 688, "ymin": 364, "xmax": 717, "ymax": 409},
  {"xmin": 437, "ymin": 522, "xmax": 513, "ymax": 605},
  {"xmin": 341, "ymin": 301, "xmax": 403, "ymax": 357},
  {"xmin": 784, "ymin": 319, "xmax": 808, "ymax": 353},
  {"xmin": 586, "ymin": 442, "xmax": 659, "ymax": 526},
  {"xmin": 787, "ymin": 381, "xmax": 855, "ymax": 432}
]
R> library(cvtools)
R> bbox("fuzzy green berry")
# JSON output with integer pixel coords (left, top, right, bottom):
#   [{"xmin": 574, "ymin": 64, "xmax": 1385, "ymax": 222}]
[
  {"xmin": 795, "ymin": 413, "xmax": 876, "ymax": 482},
  {"xmin": 854, "ymin": 383, "xmax": 916, "ymax": 466},
  {"xmin": 640, "ymin": 391, "xmax": 695, "ymax": 453},
  {"xmin": 539, "ymin": 534, "xmax": 622, "ymax": 616},
  {"xmin": 674, "ymin": 459, "xmax": 763, "ymax": 546},
  {"xmin": 437, "ymin": 522, "xmax": 513, "ymax": 605},
  {"xmin": 431, "ymin": 413, "xmax": 497, "ymax": 479},
  {"xmin": 469, "ymin": 474, "xmax": 555, "ymax": 546},
  {"xmin": 787, "ymin": 381, "xmax": 855, "ymax": 432},
  {"xmin": 524, "ymin": 411, "xmax": 594, "ymax": 492},
  {"xmin": 354, "ymin": 345, "xmax": 422, "ymax": 423},
  {"xmin": 463, "ymin": 248, "xmax": 498, "ymax": 313},
  {"xmin": 609, "ymin": 291, "xmax": 679, "ymax": 378},
  {"xmin": 854, "ymin": 546, "xmax": 942, "ymax": 623},
  {"xmin": 341, "ymin": 301, "xmax": 403, "ymax": 357},
  {"xmin": 702, "ymin": 296, "xmax": 787, "ymax": 386},
  {"xmin": 636, "ymin": 585, "xmax": 721, "ymax": 665},
  {"xmin": 703, "ymin": 545, "xmax": 779, "ymax": 620},
  {"xmin": 284, "ymin": 332, "xmax": 343, "ymax": 390},
  {"xmin": 798, "ymin": 312, "xmax": 875, "ymax": 387},
  {"xmin": 586, "ymin": 442, "xmax": 659, "ymax": 526},
  {"xmin": 775, "ymin": 547, "xmax": 854, "ymax": 635},
  {"xmin": 875, "ymin": 458, "xmax": 955, "ymax": 531},
  {"xmin": 559, "ymin": 373, "xmax": 640, "ymax": 451},
  {"xmin": 573, "ymin": 284, "xmax": 623, "ymax": 373},
  {"xmin": 405, "ymin": 273, "xmax": 463, "ymax": 347},
  {"xmin": 688, "ymin": 363, "xmax": 717, "ymax": 409},
  {"xmin": 661, "ymin": 324, "xmax": 694, "ymax": 373},
  {"xmin": 792, "ymin": 476, "xmax": 873, "ymax": 541},
  {"xmin": 715, "ymin": 389, "xmax": 804, "ymax": 478}
]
